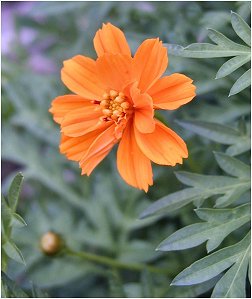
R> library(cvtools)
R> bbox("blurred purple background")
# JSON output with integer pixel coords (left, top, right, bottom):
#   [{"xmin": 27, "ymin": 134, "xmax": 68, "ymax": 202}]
[{"xmin": 2, "ymin": 1, "xmax": 56, "ymax": 73}]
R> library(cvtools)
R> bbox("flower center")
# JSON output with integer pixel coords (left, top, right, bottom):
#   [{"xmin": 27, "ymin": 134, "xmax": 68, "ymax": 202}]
[{"xmin": 100, "ymin": 90, "xmax": 131, "ymax": 122}]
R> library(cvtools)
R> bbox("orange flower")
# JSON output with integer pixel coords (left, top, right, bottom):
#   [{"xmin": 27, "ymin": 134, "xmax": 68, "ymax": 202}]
[{"xmin": 49, "ymin": 23, "xmax": 196, "ymax": 192}]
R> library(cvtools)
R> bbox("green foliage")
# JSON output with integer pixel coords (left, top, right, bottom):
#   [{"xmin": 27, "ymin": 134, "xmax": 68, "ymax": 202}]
[
  {"xmin": 1, "ymin": 174, "xmax": 28, "ymax": 298},
  {"xmin": 1, "ymin": 272, "xmax": 49, "ymax": 298},
  {"xmin": 177, "ymin": 120, "xmax": 250, "ymax": 156},
  {"xmin": 1, "ymin": 174, "xmax": 49, "ymax": 298},
  {"xmin": 211, "ymin": 242, "xmax": 250, "ymax": 298},
  {"xmin": 1, "ymin": 173, "xmax": 26, "ymax": 267},
  {"xmin": 142, "ymin": 150, "xmax": 250, "ymax": 297},
  {"xmin": 141, "ymin": 152, "xmax": 250, "ymax": 220},
  {"xmin": 157, "ymin": 204, "xmax": 250, "ymax": 253},
  {"xmin": 141, "ymin": 27, "xmax": 251, "ymax": 289},
  {"xmin": 108, "ymin": 269, "xmax": 127, "ymax": 298},
  {"xmin": 229, "ymin": 68, "xmax": 251, "ymax": 96},
  {"xmin": 1, "ymin": 272, "xmax": 29, "ymax": 298},
  {"xmin": 231, "ymin": 11, "xmax": 251, "ymax": 47},
  {"xmin": 214, "ymin": 151, "xmax": 250, "ymax": 178},
  {"xmin": 171, "ymin": 232, "xmax": 250, "ymax": 286},
  {"xmin": 166, "ymin": 11, "xmax": 251, "ymax": 96}
]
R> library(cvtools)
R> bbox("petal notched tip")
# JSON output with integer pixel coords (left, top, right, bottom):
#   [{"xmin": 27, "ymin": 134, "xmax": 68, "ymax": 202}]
[
  {"xmin": 133, "ymin": 38, "xmax": 168, "ymax": 92},
  {"xmin": 134, "ymin": 120, "xmax": 188, "ymax": 167},
  {"xmin": 148, "ymin": 73, "xmax": 196, "ymax": 110},
  {"xmin": 93, "ymin": 22, "xmax": 131, "ymax": 57}
]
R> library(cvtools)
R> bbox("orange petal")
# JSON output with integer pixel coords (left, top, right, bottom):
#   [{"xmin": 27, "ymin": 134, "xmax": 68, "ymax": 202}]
[
  {"xmin": 61, "ymin": 55, "xmax": 105, "ymax": 100},
  {"xmin": 80, "ymin": 148, "xmax": 112, "ymax": 176},
  {"xmin": 96, "ymin": 53, "xmax": 133, "ymax": 91},
  {"xmin": 133, "ymin": 38, "xmax": 168, "ymax": 92},
  {"xmin": 94, "ymin": 23, "xmax": 131, "ymax": 57},
  {"xmin": 117, "ymin": 120, "xmax": 153, "ymax": 192},
  {"xmin": 80, "ymin": 123, "xmax": 118, "ymax": 175},
  {"xmin": 49, "ymin": 95, "xmax": 94, "ymax": 124},
  {"xmin": 131, "ymin": 87, "xmax": 155, "ymax": 133},
  {"xmin": 61, "ymin": 105, "xmax": 103, "ymax": 137},
  {"xmin": 134, "ymin": 120, "xmax": 188, "ymax": 166},
  {"xmin": 148, "ymin": 73, "xmax": 196, "ymax": 110},
  {"xmin": 60, "ymin": 123, "xmax": 111, "ymax": 161}
]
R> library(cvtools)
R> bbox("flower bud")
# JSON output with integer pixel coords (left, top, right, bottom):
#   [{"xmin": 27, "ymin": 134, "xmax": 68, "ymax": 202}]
[{"xmin": 40, "ymin": 231, "xmax": 63, "ymax": 256}]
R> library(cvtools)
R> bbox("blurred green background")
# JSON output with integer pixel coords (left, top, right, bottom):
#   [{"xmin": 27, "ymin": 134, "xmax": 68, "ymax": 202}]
[{"xmin": 1, "ymin": 1, "xmax": 251, "ymax": 297}]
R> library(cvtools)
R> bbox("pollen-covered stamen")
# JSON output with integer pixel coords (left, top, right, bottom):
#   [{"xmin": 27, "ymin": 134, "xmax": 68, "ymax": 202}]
[{"xmin": 99, "ymin": 90, "xmax": 131, "ymax": 122}]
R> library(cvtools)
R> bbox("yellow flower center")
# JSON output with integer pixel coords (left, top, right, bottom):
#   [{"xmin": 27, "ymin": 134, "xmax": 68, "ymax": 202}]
[{"xmin": 100, "ymin": 90, "xmax": 131, "ymax": 122}]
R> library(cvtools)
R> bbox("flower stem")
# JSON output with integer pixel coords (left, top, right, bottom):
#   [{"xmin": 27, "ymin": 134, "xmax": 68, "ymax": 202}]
[{"xmin": 64, "ymin": 248, "xmax": 172, "ymax": 275}]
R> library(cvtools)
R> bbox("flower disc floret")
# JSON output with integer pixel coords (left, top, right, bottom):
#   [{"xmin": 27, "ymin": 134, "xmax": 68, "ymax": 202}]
[{"xmin": 99, "ymin": 90, "xmax": 131, "ymax": 122}]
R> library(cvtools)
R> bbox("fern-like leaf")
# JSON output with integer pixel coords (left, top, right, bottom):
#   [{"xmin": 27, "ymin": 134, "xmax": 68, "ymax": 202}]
[{"xmin": 166, "ymin": 11, "xmax": 251, "ymax": 96}]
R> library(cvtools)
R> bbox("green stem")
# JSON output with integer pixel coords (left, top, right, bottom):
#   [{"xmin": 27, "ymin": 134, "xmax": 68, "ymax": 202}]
[{"xmin": 64, "ymin": 248, "xmax": 172, "ymax": 275}]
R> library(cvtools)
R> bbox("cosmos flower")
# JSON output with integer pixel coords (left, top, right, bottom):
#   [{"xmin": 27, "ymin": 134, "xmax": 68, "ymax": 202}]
[{"xmin": 50, "ymin": 23, "xmax": 196, "ymax": 192}]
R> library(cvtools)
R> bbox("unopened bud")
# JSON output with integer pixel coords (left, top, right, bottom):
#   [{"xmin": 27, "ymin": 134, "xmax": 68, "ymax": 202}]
[{"xmin": 40, "ymin": 231, "xmax": 63, "ymax": 256}]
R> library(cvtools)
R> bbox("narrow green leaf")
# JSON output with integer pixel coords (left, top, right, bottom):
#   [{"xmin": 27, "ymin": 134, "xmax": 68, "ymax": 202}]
[
  {"xmin": 175, "ymin": 171, "xmax": 238, "ymax": 189},
  {"xmin": 231, "ymin": 11, "xmax": 251, "ymax": 46},
  {"xmin": 195, "ymin": 203, "xmax": 250, "ymax": 223},
  {"xmin": 2, "ymin": 240, "xmax": 26, "ymax": 265},
  {"xmin": 216, "ymin": 54, "xmax": 251, "ymax": 79},
  {"xmin": 1, "ymin": 250, "xmax": 8, "ymax": 273},
  {"xmin": 171, "ymin": 233, "xmax": 250, "ymax": 286},
  {"xmin": 142, "ymin": 166, "xmax": 250, "ymax": 220},
  {"xmin": 176, "ymin": 120, "xmax": 242, "ymax": 144},
  {"xmin": 207, "ymin": 28, "xmax": 249, "ymax": 50},
  {"xmin": 157, "ymin": 223, "xmax": 213, "ymax": 251},
  {"xmin": 11, "ymin": 213, "xmax": 27, "ymax": 228},
  {"xmin": 214, "ymin": 152, "xmax": 250, "ymax": 178},
  {"xmin": 1, "ymin": 196, "xmax": 12, "ymax": 236},
  {"xmin": 165, "ymin": 42, "xmax": 250, "ymax": 58},
  {"xmin": 193, "ymin": 196, "xmax": 206, "ymax": 209},
  {"xmin": 226, "ymin": 138, "xmax": 251, "ymax": 156},
  {"xmin": 157, "ymin": 205, "xmax": 250, "ymax": 252},
  {"xmin": 215, "ymin": 186, "xmax": 250, "ymax": 207},
  {"xmin": 183, "ymin": 43, "xmax": 250, "ymax": 58},
  {"xmin": 167, "ymin": 276, "xmax": 220, "ymax": 298},
  {"xmin": 139, "ymin": 188, "xmax": 203, "ymax": 219},
  {"xmin": 229, "ymin": 68, "xmax": 251, "ymax": 96},
  {"xmin": 7, "ymin": 173, "xmax": 24, "ymax": 211},
  {"xmin": 211, "ymin": 244, "xmax": 250, "ymax": 298}
]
